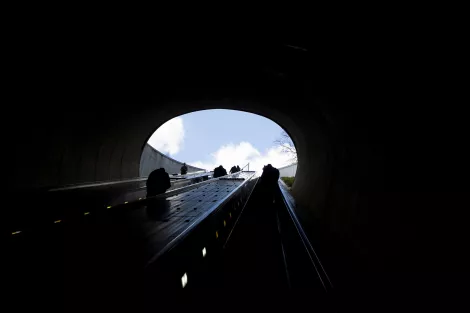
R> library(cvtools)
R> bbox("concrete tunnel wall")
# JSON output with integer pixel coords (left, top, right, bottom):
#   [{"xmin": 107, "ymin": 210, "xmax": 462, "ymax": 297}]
[
  {"xmin": 139, "ymin": 143, "xmax": 205, "ymax": 176},
  {"xmin": 8, "ymin": 43, "xmax": 468, "ymax": 292},
  {"xmin": 278, "ymin": 163, "xmax": 297, "ymax": 177},
  {"xmin": 7, "ymin": 93, "xmax": 419, "ymax": 276}
]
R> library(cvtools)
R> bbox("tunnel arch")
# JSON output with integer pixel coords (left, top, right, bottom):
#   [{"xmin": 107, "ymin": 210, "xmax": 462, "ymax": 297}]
[
  {"xmin": 12, "ymin": 89, "xmax": 331, "ymax": 219},
  {"xmin": 141, "ymin": 108, "xmax": 300, "ymax": 175},
  {"xmin": 141, "ymin": 107, "xmax": 301, "ymax": 153},
  {"xmin": 13, "ymin": 90, "xmax": 330, "ymax": 198},
  {"xmin": 7, "ymin": 40, "xmax": 467, "ymax": 298},
  {"xmin": 10, "ymin": 36, "xmax": 435, "ymax": 289},
  {"xmin": 12, "ymin": 86, "xmax": 460, "ymax": 294},
  {"xmin": 134, "ymin": 98, "xmax": 310, "ymax": 190},
  {"xmin": 11, "ymin": 88, "xmax": 350, "ymax": 280}
]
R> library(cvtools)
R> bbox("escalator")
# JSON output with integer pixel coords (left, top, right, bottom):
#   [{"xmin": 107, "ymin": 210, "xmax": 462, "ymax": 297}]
[
  {"xmin": 219, "ymin": 179, "xmax": 289, "ymax": 289},
  {"xmin": 185, "ymin": 177, "xmax": 332, "ymax": 292},
  {"xmin": 6, "ymin": 173, "xmax": 332, "ymax": 311}
]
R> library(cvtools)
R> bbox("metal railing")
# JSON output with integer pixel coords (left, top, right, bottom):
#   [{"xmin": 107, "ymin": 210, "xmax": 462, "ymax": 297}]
[
  {"xmin": 278, "ymin": 179, "xmax": 333, "ymax": 291},
  {"xmin": 48, "ymin": 171, "xmax": 210, "ymax": 192}
]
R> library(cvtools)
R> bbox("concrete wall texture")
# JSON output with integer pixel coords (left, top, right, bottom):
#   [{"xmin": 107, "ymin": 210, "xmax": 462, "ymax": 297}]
[
  {"xmin": 278, "ymin": 163, "xmax": 297, "ymax": 177},
  {"xmin": 139, "ymin": 144, "xmax": 204, "ymax": 176}
]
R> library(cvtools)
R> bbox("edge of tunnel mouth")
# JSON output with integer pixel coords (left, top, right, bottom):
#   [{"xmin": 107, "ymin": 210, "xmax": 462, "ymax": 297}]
[{"xmin": 142, "ymin": 107, "xmax": 299, "ymax": 172}]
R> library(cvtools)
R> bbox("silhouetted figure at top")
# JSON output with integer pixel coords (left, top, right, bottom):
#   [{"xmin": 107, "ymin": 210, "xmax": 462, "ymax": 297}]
[
  {"xmin": 146, "ymin": 168, "xmax": 171, "ymax": 198},
  {"xmin": 230, "ymin": 166, "xmax": 238, "ymax": 174},
  {"xmin": 213, "ymin": 165, "xmax": 227, "ymax": 178},
  {"xmin": 236, "ymin": 165, "xmax": 241, "ymax": 172},
  {"xmin": 180, "ymin": 163, "xmax": 188, "ymax": 175},
  {"xmin": 260, "ymin": 164, "xmax": 280, "ymax": 190}
]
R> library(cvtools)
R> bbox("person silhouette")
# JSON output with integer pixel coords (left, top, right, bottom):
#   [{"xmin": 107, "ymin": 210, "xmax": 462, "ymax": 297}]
[
  {"xmin": 180, "ymin": 163, "xmax": 188, "ymax": 175},
  {"xmin": 220, "ymin": 166, "xmax": 227, "ymax": 176},
  {"xmin": 236, "ymin": 165, "xmax": 241, "ymax": 172},
  {"xmin": 213, "ymin": 165, "xmax": 227, "ymax": 178},
  {"xmin": 146, "ymin": 168, "xmax": 171, "ymax": 198},
  {"xmin": 260, "ymin": 164, "xmax": 280, "ymax": 194},
  {"xmin": 230, "ymin": 166, "xmax": 238, "ymax": 174}
]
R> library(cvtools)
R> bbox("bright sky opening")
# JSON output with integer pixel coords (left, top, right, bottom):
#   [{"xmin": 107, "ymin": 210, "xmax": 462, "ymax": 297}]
[{"xmin": 147, "ymin": 109, "xmax": 296, "ymax": 172}]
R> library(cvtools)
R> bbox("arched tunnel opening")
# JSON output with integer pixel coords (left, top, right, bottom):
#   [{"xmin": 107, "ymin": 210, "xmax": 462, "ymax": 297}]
[
  {"xmin": 140, "ymin": 109, "xmax": 298, "ymax": 179},
  {"xmin": 6, "ymin": 43, "xmax": 469, "ymax": 308}
]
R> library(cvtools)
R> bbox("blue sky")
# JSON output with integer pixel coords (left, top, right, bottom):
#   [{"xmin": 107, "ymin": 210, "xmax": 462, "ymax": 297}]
[{"xmin": 147, "ymin": 109, "xmax": 295, "ymax": 172}]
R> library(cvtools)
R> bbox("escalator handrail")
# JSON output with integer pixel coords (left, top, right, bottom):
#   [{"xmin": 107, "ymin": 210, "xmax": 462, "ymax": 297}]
[
  {"xmin": 278, "ymin": 180, "xmax": 333, "ymax": 291},
  {"xmin": 223, "ymin": 176, "xmax": 260, "ymax": 248},
  {"xmin": 48, "ymin": 171, "xmax": 211, "ymax": 192}
]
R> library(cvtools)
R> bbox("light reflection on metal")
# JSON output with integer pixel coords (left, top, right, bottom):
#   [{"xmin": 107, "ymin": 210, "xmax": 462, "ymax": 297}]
[
  {"xmin": 11, "ymin": 231, "xmax": 22, "ymax": 235},
  {"xmin": 181, "ymin": 273, "xmax": 188, "ymax": 288},
  {"xmin": 54, "ymin": 220, "xmax": 61, "ymax": 223},
  {"xmin": 84, "ymin": 212, "xmax": 90, "ymax": 215},
  {"xmin": 202, "ymin": 247, "xmax": 207, "ymax": 257},
  {"xmin": 107, "ymin": 206, "xmax": 112, "ymax": 209}
]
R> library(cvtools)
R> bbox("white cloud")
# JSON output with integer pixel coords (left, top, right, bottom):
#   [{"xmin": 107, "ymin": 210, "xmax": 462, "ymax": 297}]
[
  {"xmin": 190, "ymin": 141, "xmax": 295, "ymax": 172},
  {"xmin": 147, "ymin": 117, "xmax": 185, "ymax": 156}
]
